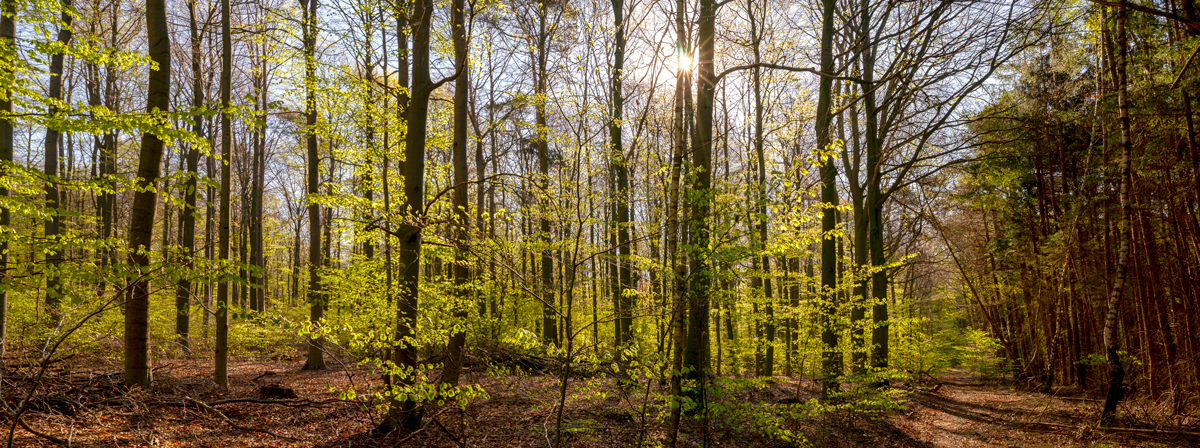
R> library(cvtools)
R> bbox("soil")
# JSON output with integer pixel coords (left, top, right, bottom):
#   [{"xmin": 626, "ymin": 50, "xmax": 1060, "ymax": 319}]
[{"xmin": 3, "ymin": 360, "xmax": 1197, "ymax": 447}]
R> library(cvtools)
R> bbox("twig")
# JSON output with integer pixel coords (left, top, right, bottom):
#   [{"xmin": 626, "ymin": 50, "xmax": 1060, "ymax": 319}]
[{"xmin": 184, "ymin": 397, "xmax": 299, "ymax": 441}]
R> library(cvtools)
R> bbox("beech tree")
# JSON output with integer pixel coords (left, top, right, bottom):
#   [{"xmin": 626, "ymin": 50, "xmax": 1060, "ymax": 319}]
[{"xmin": 124, "ymin": 0, "xmax": 170, "ymax": 388}]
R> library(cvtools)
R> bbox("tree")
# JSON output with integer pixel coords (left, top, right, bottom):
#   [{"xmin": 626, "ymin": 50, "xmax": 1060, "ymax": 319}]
[
  {"xmin": 42, "ymin": 0, "xmax": 74, "ymax": 321},
  {"xmin": 534, "ymin": 0, "xmax": 558, "ymax": 347},
  {"xmin": 1101, "ymin": 0, "xmax": 1131, "ymax": 421},
  {"xmin": 664, "ymin": 0, "xmax": 690, "ymax": 441},
  {"xmin": 609, "ymin": 0, "xmax": 633, "ymax": 351},
  {"xmin": 125, "ymin": 0, "xmax": 171, "ymax": 388},
  {"xmin": 442, "ymin": 0, "xmax": 470, "ymax": 387},
  {"xmin": 175, "ymin": 0, "xmax": 207, "ymax": 353},
  {"xmin": 815, "ymin": 0, "xmax": 839, "ymax": 401},
  {"xmin": 382, "ymin": 0, "xmax": 433, "ymax": 430},
  {"xmin": 215, "ymin": 0, "xmax": 233, "ymax": 387},
  {"xmin": 0, "ymin": 0, "xmax": 12, "ymax": 356},
  {"xmin": 300, "ymin": 0, "xmax": 327, "ymax": 372}
]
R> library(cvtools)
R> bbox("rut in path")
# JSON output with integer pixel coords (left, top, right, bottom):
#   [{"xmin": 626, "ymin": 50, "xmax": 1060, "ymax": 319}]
[{"xmin": 891, "ymin": 370, "xmax": 1193, "ymax": 448}]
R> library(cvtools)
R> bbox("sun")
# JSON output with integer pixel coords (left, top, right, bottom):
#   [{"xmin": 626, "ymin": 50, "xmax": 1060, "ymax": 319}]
[{"xmin": 676, "ymin": 48, "xmax": 693, "ymax": 73}]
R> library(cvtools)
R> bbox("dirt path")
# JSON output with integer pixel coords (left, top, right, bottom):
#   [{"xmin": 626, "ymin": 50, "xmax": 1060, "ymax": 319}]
[{"xmin": 891, "ymin": 370, "xmax": 1194, "ymax": 448}]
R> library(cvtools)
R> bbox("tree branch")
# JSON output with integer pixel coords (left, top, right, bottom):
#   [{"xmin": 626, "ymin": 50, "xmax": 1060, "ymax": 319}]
[{"xmin": 714, "ymin": 62, "xmax": 862, "ymax": 85}]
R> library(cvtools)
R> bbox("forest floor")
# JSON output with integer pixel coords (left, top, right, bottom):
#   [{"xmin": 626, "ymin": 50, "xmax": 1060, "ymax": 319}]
[{"xmin": 4, "ymin": 357, "xmax": 1198, "ymax": 447}]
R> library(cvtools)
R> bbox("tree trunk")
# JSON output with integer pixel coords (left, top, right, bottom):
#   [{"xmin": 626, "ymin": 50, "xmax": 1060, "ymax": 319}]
[
  {"xmin": 664, "ymin": 2, "xmax": 690, "ymax": 442},
  {"xmin": 301, "ymin": 0, "xmax": 327, "ymax": 372},
  {"xmin": 680, "ymin": 0, "xmax": 715, "ymax": 419},
  {"xmin": 816, "ymin": 0, "xmax": 840, "ymax": 401},
  {"xmin": 215, "ymin": 0, "xmax": 234, "ymax": 387},
  {"xmin": 861, "ymin": 0, "xmax": 888, "ymax": 377},
  {"xmin": 747, "ymin": 0, "xmax": 773, "ymax": 376},
  {"xmin": 609, "ymin": 0, "xmax": 633, "ymax": 350},
  {"xmin": 125, "ymin": 0, "xmax": 170, "ymax": 388},
  {"xmin": 0, "ymin": 0, "xmax": 13, "ymax": 356},
  {"xmin": 382, "ymin": 0, "xmax": 431, "ymax": 430},
  {"xmin": 442, "ymin": 0, "xmax": 469, "ymax": 387},
  {"xmin": 176, "ymin": 0, "xmax": 205, "ymax": 353},
  {"xmin": 1101, "ymin": 2, "xmax": 1132, "ymax": 421},
  {"xmin": 535, "ymin": 2, "xmax": 558, "ymax": 347},
  {"xmin": 251, "ymin": 66, "xmax": 267, "ymax": 313},
  {"xmin": 43, "ymin": 0, "xmax": 74, "ymax": 321}
]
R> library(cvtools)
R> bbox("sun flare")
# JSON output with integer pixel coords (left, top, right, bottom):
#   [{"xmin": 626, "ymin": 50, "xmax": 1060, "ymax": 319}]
[{"xmin": 676, "ymin": 50, "xmax": 693, "ymax": 73}]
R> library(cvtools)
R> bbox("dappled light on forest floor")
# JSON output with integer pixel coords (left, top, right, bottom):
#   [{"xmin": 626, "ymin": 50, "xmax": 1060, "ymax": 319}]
[{"xmin": 7, "ymin": 359, "xmax": 1195, "ymax": 447}]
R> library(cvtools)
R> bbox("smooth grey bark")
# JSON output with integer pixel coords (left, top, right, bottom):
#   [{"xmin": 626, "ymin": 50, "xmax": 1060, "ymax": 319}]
[
  {"xmin": 250, "ymin": 62, "xmax": 266, "ymax": 313},
  {"xmin": 681, "ymin": 0, "xmax": 715, "ymax": 416},
  {"xmin": 125, "ymin": 0, "xmax": 171, "ymax": 388},
  {"xmin": 746, "ymin": 0, "xmax": 774, "ymax": 377},
  {"xmin": 1101, "ymin": 2, "xmax": 1131, "ymax": 422},
  {"xmin": 609, "ymin": 0, "xmax": 633, "ymax": 349},
  {"xmin": 301, "ymin": 0, "xmax": 327, "ymax": 372},
  {"xmin": 442, "ymin": 0, "xmax": 469, "ymax": 387},
  {"xmin": 816, "ymin": 0, "xmax": 841, "ymax": 401},
  {"xmin": 176, "ymin": 0, "xmax": 206, "ymax": 353},
  {"xmin": 43, "ymin": 0, "xmax": 74, "ymax": 321},
  {"xmin": 664, "ymin": 5, "xmax": 689, "ymax": 442},
  {"xmin": 215, "ymin": 0, "xmax": 233, "ymax": 387},
  {"xmin": 382, "ymin": 0, "xmax": 431, "ymax": 431},
  {"xmin": 0, "ymin": 0, "xmax": 13, "ymax": 356},
  {"xmin": 535, "ymin": 1, "xmax": 558, "ymax": 347}
]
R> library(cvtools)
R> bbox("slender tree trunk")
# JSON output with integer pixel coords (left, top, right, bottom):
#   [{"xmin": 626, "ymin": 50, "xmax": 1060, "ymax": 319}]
[
  {"xmin": 0, "ymin": 0, "xmax": 13, "ymax": 356},
  {"xmin": 816, "ymin": 0, "xmax": 840, "ymax": 401},
  {"xmin": 675, "ymin": 0, "xmax": 715, "ymax": 438},
  {"xmin": 664, "ymin": 2, "xmax": 690, "ymax": 442},
  {"xmin": 43, "ymin": 0, "xmax": 74, "ymax": 321},
  {"xmin": 609, "ymin": 0, "xmax": 633, "ymax": 350},
  {"xmin": 747, "ymin": 0, "xmax": 773, "ymax": 376},
  {"xmin": 442, "ymin": 0, "xmax": 469, "ymax": 387},
  {"xmin": 301, "ymin": 0, "xmax": 327, "ymax": 372},
  {"xmin": 251, "ymin": 67, "xmax": 267, "ymax": 313},
  {"xmin": 382, "ymin": 0, "xmax": 431, "ymax": 430},
  {"xmin": 861, "ymin": 0, "xmax": 888, "ymax": 377},
  {"xmin": 535, "ymin": 2, "xmax": 558, "ymax": 347},
  {"xmin": 1102, "ymin": 2, "xmax": 1132, "ymax": 421},
  {"xmin": 125, "ymin": 0, "xmax": 171, "ymax": 388},
  {"xmin": 215, "ymin": 0, "xmax": 233, "ymax": 386},
  {"xmin": 176, "ymin": 0, "xmax": 205, "ymax": 353},
  {"xmin": 204, "ymin": 143, "xmax": 215, "ymax": 343}
]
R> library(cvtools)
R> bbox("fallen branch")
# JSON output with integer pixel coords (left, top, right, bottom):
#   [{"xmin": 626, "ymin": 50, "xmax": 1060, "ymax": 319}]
[
  {"xmin": 2, "ymin": 355, "xmax": 75, "ymax": 370},
  {"xmin": 1055, "ymin": 396, "xmax": 1102, "ymax": 402},
  {"xmin": 1, "ymin": 409, "xmax": 66, "ymax": 445},
  {"xmin": 431, "ymin": 417, "xmax": 466, "ymax": 448},
  {"xmin": 207, "ymin": 398, "xmax": 340, "ymax": 407},
  {"xmin": 184, "ymin": 397, "xmax": 299, "ymax": 441},
  {"xmin": 1034, "ymin": 422, "xmax": 1200, "ymax": 438},
  {"xmin": 388, "ymin": 405, "xmax": 451, "ymax": 448},
  {"xmin": 154, "ymin": 398, "xmax": 341, "ymax": 409},
  {"xmin": 390, "ymin": 422, "xmax": 430, "ymax": 448}
]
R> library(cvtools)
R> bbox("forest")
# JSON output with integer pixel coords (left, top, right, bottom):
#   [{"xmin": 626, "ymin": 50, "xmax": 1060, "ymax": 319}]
[{"xmin": 1, "ymin": 0, "xmax": 1199, "ymax": 443}]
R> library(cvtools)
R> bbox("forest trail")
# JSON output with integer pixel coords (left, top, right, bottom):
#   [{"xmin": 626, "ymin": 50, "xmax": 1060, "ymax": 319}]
[{"xmin": 889, "ymin": 370, "xmax": 1192, "ymax": 448}]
